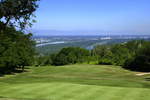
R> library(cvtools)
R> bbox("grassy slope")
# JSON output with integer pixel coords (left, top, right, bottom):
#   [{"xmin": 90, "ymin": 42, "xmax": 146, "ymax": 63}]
[{"xmin": 0, "ymin": 64, "xmax": 150, "ymax": 100}]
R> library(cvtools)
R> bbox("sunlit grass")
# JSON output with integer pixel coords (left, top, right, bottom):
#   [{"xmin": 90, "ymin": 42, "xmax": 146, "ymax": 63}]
[{"xmin": 0, "ymin": 64, "xmax": 150, "ymax": 100}]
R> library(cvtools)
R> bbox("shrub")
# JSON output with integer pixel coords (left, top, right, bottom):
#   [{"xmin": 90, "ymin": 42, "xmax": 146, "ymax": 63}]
[
  {"xmin": 52, "ymin": 47, "xmax": 90, "ymax": 66},
  {"xmin": 124, "ymin": 42, "xmax": 150, "ymax": 72}
]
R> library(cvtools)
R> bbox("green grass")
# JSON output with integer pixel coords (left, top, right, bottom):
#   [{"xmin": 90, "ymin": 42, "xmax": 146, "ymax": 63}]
[{"xmin": 0, "ymin": 64, "xmax": 150, "ymax": 100}]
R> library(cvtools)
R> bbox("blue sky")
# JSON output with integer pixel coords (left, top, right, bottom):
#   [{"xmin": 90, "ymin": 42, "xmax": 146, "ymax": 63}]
[{"xmin": 32, "ymin": 0, "xmax": 150, "ymax": 35}]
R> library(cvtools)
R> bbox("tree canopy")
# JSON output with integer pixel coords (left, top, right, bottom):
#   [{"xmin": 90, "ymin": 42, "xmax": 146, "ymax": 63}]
[
  {"xmin": 0, "ymin": 0, "xmax": 39, "ymax": 30},
  {"xmin": 0, "ymin": 0, "xmax": 39, "ymax": 74},
  {"xmin": 52, "ymin": 47, "xmax": 90, "ymax": 66},
  {"xmin": 0, "ymin": 27, "xmax": 35, "ymax": 74},
  {"xmin": 92, "ymin": 40, "xmax": 150, "ymax": 72}
]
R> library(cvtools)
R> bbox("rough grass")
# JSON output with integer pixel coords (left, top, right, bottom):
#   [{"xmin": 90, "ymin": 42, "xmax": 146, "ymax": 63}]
[{"xmin": 0, "ymin": 64, "xmax": 150, "ymax": 100}]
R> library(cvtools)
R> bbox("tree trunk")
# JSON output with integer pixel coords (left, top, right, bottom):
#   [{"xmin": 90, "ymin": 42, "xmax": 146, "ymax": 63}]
[{"xmin": 22, "ymin": 66, "xmax": 24, "ymax": 72}]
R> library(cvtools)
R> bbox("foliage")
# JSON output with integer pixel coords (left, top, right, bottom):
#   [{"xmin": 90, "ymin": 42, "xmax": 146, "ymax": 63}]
[
  {"xmin": 0, "ymin": 27, "xmax": 35, "ymax": 74},
  {"xmin": 0, "ymin": 0, "xmax": 39, "ymax": 29},
  {"xmin": 35, "ymin": 47, "xmax": 90, "ymax": 66},
  {"xmin": 35, "ymin": 55, "xmax": 53, "ymax": 66},
  {"xmin": 111, "ymin": 44, "xmax": 130, "ymax": 66},
  {"xmin": 91, "ymin": 45, "xmax": 113, "ymax": 65},
  {"xmin": 124, "ymin": 41, "xmax": 150, "ymax": 71},
  {"xmin": 0, "ymin": 0, "xmax": 38, "ymax": 74},
  {"xmin": 51, "ymin": 47, "xmax": 90, "ymax": 66},
  {"xmin": 92, "ymin": 40, "xmax": 150, "ymax": 71},
  {"xmin": 35, "ymin": 40, "xmax": 150, "ymax": 72}
]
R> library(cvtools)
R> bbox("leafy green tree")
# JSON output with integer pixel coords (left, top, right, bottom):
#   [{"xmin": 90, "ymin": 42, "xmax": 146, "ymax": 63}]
[
  {"xmin": 0, "ymin": 27, "xmax": 35, "ymax": 73},
  {"xmin": 0, "ymin": 0, "xmax": 39, "ymax": 30},
  {"xmin": 92, "ymin": 45, "xmax": 113, "ymax": 65},
  {"xmin": 125, "ymin": 40, "xmax": 145, "ymax": 56},
  {"xmin": 52, "ymin": 47, "xmax": 90, "ymax": 66},
  {"xmin": 35, "ymin": 55, "xmax": 52, "ymax": 66},
  {"xmin": 111, "ymin": 44, "xmax": 130, "ymax": 66},
  {"xmin": 93, "ymin": 40, "xmax": 149, "ymax": 67},
  {"xmin": 15, "ymin": 33, "xmax": 35, "ymax": 71},
  {"xmin": 92, "ymin": 45, "xmax": 108, "ymax": 57},
  {"xmin": 0, "ymin": 0, "xmax": 39, "ymax": 74},
  {"xmin": 124, "ymin": 41, "xmax": 150, "ymax": 72}
]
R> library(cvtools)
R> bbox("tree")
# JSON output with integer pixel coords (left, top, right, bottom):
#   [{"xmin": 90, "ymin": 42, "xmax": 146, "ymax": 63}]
[
  {"xmin": 0, "ymin": 0, "xmax": 39, "ymax": 30},
  {"xmin": 125, "ymin": 40, "xmax": 145, "ymax": 56},
  {"xmin": 92, "ymin": 45, "xmax": 113, "ymax": 65},
  {"xmin": 15, "ymin": 33, "xmax": 35, "ymax": 71},
  {"xmin": 124, "ymin": 41, "xmax": 150, "ymax": 72},
  {"xmin": 0, "ymin": 27, "xmax": 35, "ymax": 73},
  {"xmin": 52, "ymin": 47, "xmax": 90, "ymax": 66},
  {"xmin": 92, "ymin": 45, "xmax": 108, "ymax": 57},
  {"xmin": 111, "ymin": 44, "xmax": 130, "ymax": 66},
  {"xmin": 0, "ymin": 0, "xmax": 39, "ymax": 74}
]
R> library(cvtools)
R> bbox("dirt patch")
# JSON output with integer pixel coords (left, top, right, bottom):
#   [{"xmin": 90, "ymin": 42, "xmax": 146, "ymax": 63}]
[{"xmin": 136, "ymin": 73, "xmax": 150, "ymax": 76}]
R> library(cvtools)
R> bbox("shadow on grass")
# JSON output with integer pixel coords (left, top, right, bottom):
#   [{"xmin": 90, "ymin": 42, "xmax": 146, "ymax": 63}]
[
  {"xmin": 0, "ymin": 68, "xmax": 29, "ymax": 78},
  {"xmin": 0, "ymin": 96, "xmax": 4, "ymax": 98},
  {"xmin": 145, "ymin": 77, "xmax": 150, "ymax": 81},
  {"xmin": 123, "ymin": 66, "xmax": 150, "ymax": 73},
  {"xmin": 0, "ymin": 74, "xmax": 4, "ymax": 77}
]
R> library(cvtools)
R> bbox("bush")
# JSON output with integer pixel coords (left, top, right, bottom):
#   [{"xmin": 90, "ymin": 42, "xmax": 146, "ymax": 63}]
[
  {"xmin": 111, "ymin": 44, "xmax": 130, "ymax": 66},
  {"xmin": 124, "ymin": 42, "xmax": 150, "ymax": 72},
  {"xmin": 52, "ymin": 47, "xmax": 90, "ymax": 66},
  {"xmin": 93, "ymin": 40, "xmax": 150, "ymax": 72}
]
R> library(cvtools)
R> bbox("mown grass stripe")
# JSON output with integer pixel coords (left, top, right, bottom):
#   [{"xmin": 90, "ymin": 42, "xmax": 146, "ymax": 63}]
[
  {"xmin": 80, "ymin": 86, "xmax": 111, "ymax": 100},
  {"xmin": 33, "ymin": 83, "xmax": 76, "ymax": 99},
  {"xmin": 0, "ymin": 83, "xmax": 35, "ymax": 96},
  {"xmin": 105, "ymin": 87, "xmax": 130, "ymax": 100},
  {"xmin": 46, "ymin": 83, "xmax": 82, "ymax": 100},
  {"xmin": 68, "ymin": 85, "xmax": 96, "ymax": 100},
  {"xmin": 50, "ymin": 84, "xmax": 85, "ymax": 100},
  {"xmin": 136, "ymin": 89, "xmax": 150, "ymax": 100},
  {"xmin": 2, "ymin": 83, "xmax": 150, "ymax": 100},
  {"xmin": 122, "ymin": 88, "xmax": 150, "ymax": 100},
  {"xmin": 1, "ymin": 83, "xmax": 54, "ymax": 99},
  {"xmin": 58, "ymin": 84, "xmax": 93, "ymax": 100},
  {"xmin": 17, "ymin": 83, "xmax": 69, "ymax": 99},
  {"xmin": 17, "ymin": 83, "xmax": 56, "ymax": 99},
  {"xmin": 92, "ymin": 86, "xmax": 123, "ymax": 100},
  {"xmin": 77, "ymin": 86, "xmax": 104, "ymax": 100},
  {"xmin": 2, "ymin": 83, "xmax": 45, "ymax": 99}
]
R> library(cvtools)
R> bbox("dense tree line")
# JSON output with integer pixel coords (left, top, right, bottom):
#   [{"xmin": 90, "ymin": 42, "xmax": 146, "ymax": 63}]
[
  {"xmin": 36, "ymin": 47, "xmax": 90, "ymax": 66},
  {"xmin": 53, "ymin": 47, "xmax": 90, "ymax": 65},
  {"xmin": 92, "ymin": 40, "xmax": 150, "ymax": 72},
  {"xmin": 0, "ymin": 0, "xmax": 39, "ymax": 74},
  {"xmin": 124, "ymin": 41, "xmax": 150, "ymax": 72},
  {"xmin": 37, "ymin": 40, "xmax": 150, "ymax": 72}
]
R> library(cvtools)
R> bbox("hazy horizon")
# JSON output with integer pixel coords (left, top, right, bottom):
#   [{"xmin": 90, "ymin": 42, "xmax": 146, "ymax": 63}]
[
  {"xmin": 30, "ymin": 29, "xmax": 150, "ymax": 36},
  {"xmin": 30, "ymin": 0, "xmax": 150, "ymax": 36}
]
